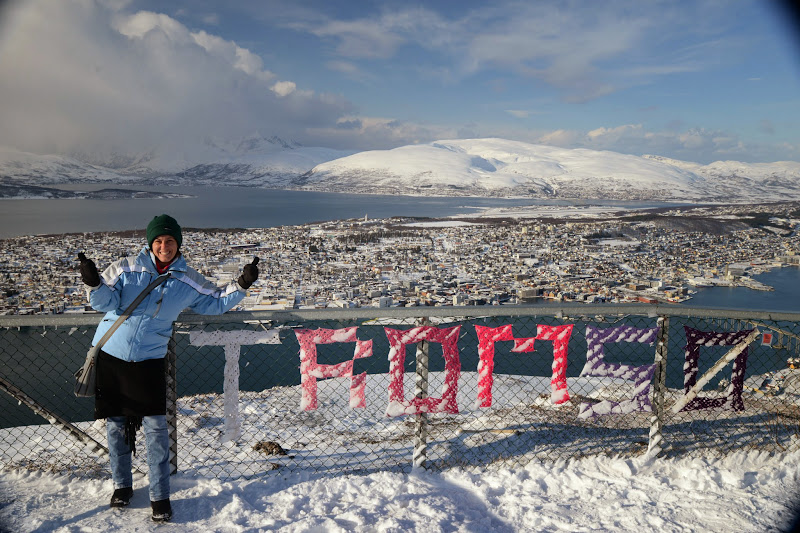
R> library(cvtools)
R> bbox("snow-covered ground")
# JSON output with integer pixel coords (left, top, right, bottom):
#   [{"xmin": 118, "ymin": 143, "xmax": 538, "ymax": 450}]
[
  {"xmin": 449, "ymin": 203, "xmax": 641, "ymax": 220},
  {"xmin": 2, "ymin": 370, "xmax": 800, "ymax": 531},
  {"xmin": 2, "ymin": 448, "xmax": 799, "ymax": 532}
]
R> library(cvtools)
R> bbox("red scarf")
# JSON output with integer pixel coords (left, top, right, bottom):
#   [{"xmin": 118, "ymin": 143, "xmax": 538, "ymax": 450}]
[{"xmin": 154, "ymin": 257, "xmax": 174, "ymax": 274}]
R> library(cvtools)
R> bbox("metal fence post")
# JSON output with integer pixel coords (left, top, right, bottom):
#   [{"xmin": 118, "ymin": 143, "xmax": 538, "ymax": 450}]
[
  {"xmin": 4, "ymin": 306, "xmax": 800, "ymax": 481},
  {"xmin": 647, "ymin": 315, "xmax": 669, "ymax": 457},
  {"xmin": 0, "ymin": 374, "xmax": 108, "ymax": 457},
  {"xmin": 413, "ymin": 317, "xmax": 430, "ymax": 470},
  {"xmin": 166, "ymin": 334, "xmax": 178, "ymax": 475}
]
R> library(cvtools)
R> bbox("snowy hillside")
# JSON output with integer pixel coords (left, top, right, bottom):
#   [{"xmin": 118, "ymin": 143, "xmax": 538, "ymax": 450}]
[
  {"xmin": 303, "ymin": 138, "xmax": 800, "ymax": 202},
  {"xmin": 77, "ymin": 135, "xmax": 354, "ymax": 181},
  {"xmin": 0, "ymin": 136, "xmax": 354, "ymax": 196},
  {"xmin": 166, "ymin": 145, "xmax": 355, "ymax": 188},
  {"xmin": 643, "ymin": 154, "xmax": 800, "ymax": 202},
  {"xmin": 67, "ymin": 134, "xmax": 329, "ymax": 175},
  {"xmin": 0, "ymin": 146, "xmax": 134, "ymax": 186},
  {"xmin": 2, "ymin": 137, "xmax": 799, "ymax": 202}
]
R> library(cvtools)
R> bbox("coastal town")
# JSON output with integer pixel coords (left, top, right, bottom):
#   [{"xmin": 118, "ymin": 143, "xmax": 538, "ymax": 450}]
[{"xmin": 1, "ymin": 202, "xmax": 799, "ymax": 315}]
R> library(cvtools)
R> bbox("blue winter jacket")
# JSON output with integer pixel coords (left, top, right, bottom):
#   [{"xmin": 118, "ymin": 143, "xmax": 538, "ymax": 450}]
[{"xmin": 89, "ymin": 247, "xmax": 245, "ymax": 362}]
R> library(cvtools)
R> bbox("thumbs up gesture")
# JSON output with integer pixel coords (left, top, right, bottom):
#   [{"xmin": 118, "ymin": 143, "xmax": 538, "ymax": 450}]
[
  {"xmin": 238, "ymin": 256, "xmax": 260, "ymax": 290},
  {"xmin": 77, "ymin": 252, "xmax": 101, "ymax": 287}
]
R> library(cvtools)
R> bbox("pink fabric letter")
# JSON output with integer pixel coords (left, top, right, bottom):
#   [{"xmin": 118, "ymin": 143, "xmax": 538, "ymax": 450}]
[
  {"xmin": 536, "ymin": 324, "xmax": 574, "ymax": 404},
  {"xmin": 474, "ymin": 324, "xmax": 535, "ymax": 407},
  {"xmin": 384, "ymin": 325, "xmax": 461, "ymax": 417},
  {"xmin": 295, "ymin": 327, "xmax": 373, "ymax": 411}
]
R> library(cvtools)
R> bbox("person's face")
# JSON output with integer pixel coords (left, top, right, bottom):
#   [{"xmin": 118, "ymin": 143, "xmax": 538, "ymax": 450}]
[{"xmin": 152, "ymin": 235, "xmax": 178, "ymax": 263}]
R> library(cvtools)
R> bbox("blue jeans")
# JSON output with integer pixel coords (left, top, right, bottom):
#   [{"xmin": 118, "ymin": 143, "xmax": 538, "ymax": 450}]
[{"xmin": 107, "ymin": 415, "xmax": 170, "ymax": 501}]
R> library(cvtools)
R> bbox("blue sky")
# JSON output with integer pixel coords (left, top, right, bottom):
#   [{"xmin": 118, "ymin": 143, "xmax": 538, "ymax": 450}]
[{"xmin": 0, "ymin": 0, "xmax": 798, "ymax": 164}]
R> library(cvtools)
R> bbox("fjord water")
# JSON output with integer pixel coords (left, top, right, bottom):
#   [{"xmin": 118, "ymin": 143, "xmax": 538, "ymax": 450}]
[
  {"xmin": 683, "ymin": 267, "xmax": 800, "ymax": 313},
  {"xmin": 1, "ymin": 185, "xmax": 797, "ymax": 310},
  {"xmin": 0, "ymin": 185, "xmax": 678, "ymax": 239}
]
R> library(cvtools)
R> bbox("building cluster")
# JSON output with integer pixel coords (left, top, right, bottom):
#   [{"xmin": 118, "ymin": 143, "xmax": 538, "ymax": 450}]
[{"xmin": 1, "ymin": 203, "xmax": 799, "ymax": 315}]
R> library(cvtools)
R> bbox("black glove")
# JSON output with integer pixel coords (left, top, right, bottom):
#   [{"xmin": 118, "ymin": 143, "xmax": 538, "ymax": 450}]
[
  {"xmin": 77, "ymin": 252, "xmax": 101, "ymax": 287},
  {"xmin": 238, "ymin": 256, "xmax": 259, "ymax": 290}
]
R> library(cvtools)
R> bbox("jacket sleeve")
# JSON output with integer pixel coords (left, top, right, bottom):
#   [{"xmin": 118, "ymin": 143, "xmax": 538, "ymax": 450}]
[
  {"xmin": 87, "ymin": 259, "xmax": 127, "ymax": 312},
  {"xmin": 181, "ymin": 269, "xmax": 245, "ymax": 315}
]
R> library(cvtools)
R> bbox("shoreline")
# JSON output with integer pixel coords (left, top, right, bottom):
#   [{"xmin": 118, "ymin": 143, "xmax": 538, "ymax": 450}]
[{"xmin": 1, "ymin": 197, "xmax": 797, "ymax": 315}]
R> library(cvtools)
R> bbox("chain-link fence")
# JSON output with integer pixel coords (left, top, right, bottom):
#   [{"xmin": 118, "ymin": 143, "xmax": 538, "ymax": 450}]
[{"xmin": 2, "ymin": 305, "xmax": 799, "ymax": 481}]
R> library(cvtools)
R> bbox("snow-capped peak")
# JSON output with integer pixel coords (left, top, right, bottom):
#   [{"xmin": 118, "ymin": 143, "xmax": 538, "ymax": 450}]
[{"xmin": 1, "ymin": 138, "xmax": 798, "ymax": 202}]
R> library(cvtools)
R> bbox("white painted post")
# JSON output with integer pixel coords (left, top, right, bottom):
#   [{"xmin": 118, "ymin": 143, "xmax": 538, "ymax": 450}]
[
  {"xmin": 166, "ymin": 335, "xmax": 178, "ymax": 474},
  {"xmin": 189, "ymin": 329, "xmax": 281, "ymax": 444},
  {"xmin": 647, "ymin": 316, "xmax": 669, "ymax": 458},
  {"xmin": 413, "ymin": 317, "xmax": 430, "ymax": 470}
]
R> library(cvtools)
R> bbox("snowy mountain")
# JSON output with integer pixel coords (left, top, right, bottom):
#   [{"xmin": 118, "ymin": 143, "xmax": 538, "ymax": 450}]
[
  {"xmin": 164, "ymin": 145, "xmax": 355, "ymax": 188},
  {"xmin": 68, "ymin": 134, "xmax": 351, "ymax": 178},
  {"xmin": 642, "ymin": 154, "xmax": 800, "ymax": 202},
  {"xmin": 0, "ymin": 136, "xmax": 354, "ymax": 195},
  {"xmin": 2, "ymin": 137, "xmax": 799, "ymax": 202},
  {"xmin": 0, "ymin": 146, "xmax": 135, "ymax": 186},
  {"xmin": 302, "ymin": 139, "xmax": 800, "ymax": 202}
]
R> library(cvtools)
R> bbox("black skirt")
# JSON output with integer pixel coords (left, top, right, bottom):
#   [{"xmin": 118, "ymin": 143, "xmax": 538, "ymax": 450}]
[{"xmin": 95, "ymin": 349, "xmax": 166, "ymax": 419}]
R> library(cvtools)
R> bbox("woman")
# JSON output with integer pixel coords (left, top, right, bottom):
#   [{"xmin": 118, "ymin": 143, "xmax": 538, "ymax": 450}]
[{"xmin": 78, "ymin": 214, "xmax": 259, "ymax": 522}]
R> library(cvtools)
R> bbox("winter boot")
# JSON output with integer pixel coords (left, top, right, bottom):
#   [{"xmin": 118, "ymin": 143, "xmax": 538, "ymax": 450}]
[
  {"xmin": 151, "ymin": 498, "xmax": 172, "ymax": 522},
  {"xmin": 109, "ymin": 487, "xmax": 133, "ymax": 508}
]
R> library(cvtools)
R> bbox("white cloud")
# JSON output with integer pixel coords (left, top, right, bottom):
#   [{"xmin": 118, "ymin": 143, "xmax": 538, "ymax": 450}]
[
  {"xmin": 506, "ymin": 110, "xmax": 530, "ymax": 119},
  {"xmin": 586, "ymin": 124, "xmax": 645, "ymax": 143},
  {"xmin": 202, "ymin": 13, "xmax": 219, "ymax": 26},
  {"xmin": 190, "ymin": 30, "xmax": 274, "ymax": 81},
  {"xmin": 325, "ymin": 60, "xmax": 375, "ymax": 83},
  {"xmin": 308, "ymin": 18, "xmax": 406, "ymax": 59},
  {"xmin": 529, "ymin": 123, "xmax": 799, "ymax": 164},
  {"xmin": 538, "ymin": 129, "xmax": 584, "ymax": 147},
  {"xmin": 678, "ymin": 130, "xmax": 713, "ymax": 150},
  {"xmin": 297, "ymin": 2, "xmax": 747, "ymax": 104},
  {"xmin": 305, "ymin": 115, "xmax": 458, "ymax": 151},
  {"xmin": 327, "ymin": 60, "xmax": 359, "ymax": 74},
  {"xmin": 115, "ymin": 10, "xmax": 190, "ymax": 41},
  {"xmin": 271, "ymin": 81, "xmax": 296, "ymax": 97},
  {"xmin": 0, "ymin": 1, "xmax": 793, "ymax": 164},
  {"xmin": 0, "ymin": 0, "xmax": 350, "ymax": 155}
]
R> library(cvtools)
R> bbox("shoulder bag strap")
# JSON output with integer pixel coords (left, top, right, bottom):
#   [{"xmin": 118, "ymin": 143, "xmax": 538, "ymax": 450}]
[{"xmin": 94, "ymin": 273, "xmax": 171, "ymax": 350}]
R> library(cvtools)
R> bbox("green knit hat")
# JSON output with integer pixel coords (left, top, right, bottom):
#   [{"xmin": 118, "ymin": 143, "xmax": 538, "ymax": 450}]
[{"xmin": 146, "ymin": 214, "xmax": 182, "ymax": 249}]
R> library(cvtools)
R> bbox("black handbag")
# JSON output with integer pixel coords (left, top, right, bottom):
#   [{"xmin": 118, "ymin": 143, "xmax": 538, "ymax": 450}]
[{"xmin": 74, "ymin": 273, "xmax": 170, "ymax": 397}]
